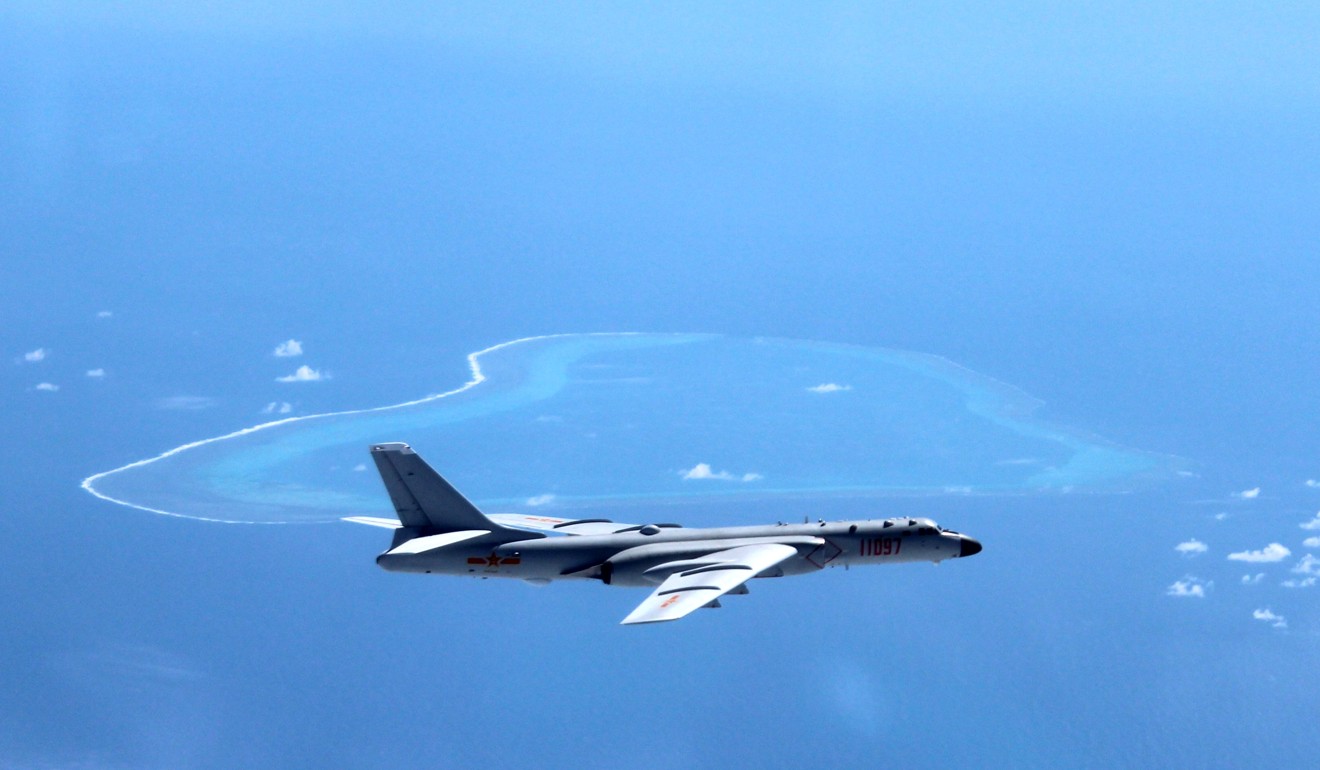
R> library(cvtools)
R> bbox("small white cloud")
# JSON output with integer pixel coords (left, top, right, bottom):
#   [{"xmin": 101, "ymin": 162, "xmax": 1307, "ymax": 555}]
[
  {"xmin": 261, "ymin": 401, "xmax": 293, "ymax": 415},
  {"xmin": 1234, "ymin": 487, "xmax": 1261, "ymax": 500},
  {"xmin": 1166, "ymin": 577, "xmax": 1210, "ymax": 598},
  {"xmin": 807, "ymin": 383, "xmax": 852, "ymax": 394},
  {"xmin": 1227, "ymin": 543, "xmax": 1291, "ymax": 563},
  {"xmin": 96, "ymin": 310, "xmax": 113, "ymax": 319},
  {"xmin": 1303, "ymin": 536, "xmax": 1320, "ymax": 549},
  {"xmin": 1306, "ymin": 479, "xmax": 1320, "ymax": 489},
  {"xmin": 535, "ymin": 415, "xmax": 564, "ymax": 423},
  {"xmin": 1252, "ymin": 608, "xmax": 1287, "ymax": 629},
  {"xmin": 34, "ymin": 382, "xmax": 59, "ymax": 392},
  {"xmin": 1175, "ymin": 539, "xmax": 1208, "ymax": 556},
  {"xmin": 526, "ymin": 494, "xmax": 556, "ymax": 507},
  {"xmin": 23, "ymin": 348, "xmax": 47, "ymax": 363},
  {"xmin": 273, "ymin": 339, "xmax": 304, "ymax": 357},
  {"xmin": 1299, "ymin": 512, "xmax": 1320, "ymax": 531},
  {"xmin": 352, "ymin": 463, "xmax": 367, "ymax": 472},
  {"xmin": 680, "ymin": 463, "xmax": 762, "ymax": 482},
  {"xmin": 276, "ymin": 365, "xmax": 324, "ymax": 383},
  {"xmin": 1241, "ymin": 573, "xmax": 1265, "ymax": 585},
  {"xmin": 85, "ymin": 368, "xmax": 105, "ymax": 378},
  {"xmin": 1291, "ymin": 553, "xmax": 1320, "ymax": 577},
  {"xmin": 156, "ymin": 395, "xmax": 217, "ymax": 410},
  {"xmin": 682, "ymin": 463, "xmax": 731, "ymax": 480},
  {"xmin": 1281, "ymin": 577, "xmax": 1316, "ymax": 589},
  {"xmin": 1214, "ymin": 512, "xmax": 1229, "ymax": 521}
]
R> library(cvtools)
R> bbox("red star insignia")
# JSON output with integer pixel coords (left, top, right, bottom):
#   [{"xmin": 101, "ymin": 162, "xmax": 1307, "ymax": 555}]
[{"xmin": 485, "ymin": 553, "xmax": 502, "ymax": 568}]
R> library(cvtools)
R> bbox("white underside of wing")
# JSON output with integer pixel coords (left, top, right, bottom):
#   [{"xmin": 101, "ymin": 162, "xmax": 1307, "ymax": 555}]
[{"xmin": 620, "ymin": 543, "xmax": 799, "ymax": 625}]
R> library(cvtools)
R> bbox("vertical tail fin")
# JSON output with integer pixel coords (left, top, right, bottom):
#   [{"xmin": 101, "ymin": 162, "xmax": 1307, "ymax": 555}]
[{"xmin": 369, "ymin": 443, "xmax": 536, "ymax": 543}]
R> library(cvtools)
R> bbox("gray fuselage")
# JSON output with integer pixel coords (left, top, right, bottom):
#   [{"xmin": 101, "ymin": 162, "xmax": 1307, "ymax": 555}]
[{"xmin": 376, "ymin": 516, "xmax": 979, "ymax": 587}]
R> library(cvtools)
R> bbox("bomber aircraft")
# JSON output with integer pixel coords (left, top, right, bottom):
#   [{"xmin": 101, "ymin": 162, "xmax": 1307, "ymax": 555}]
[{"xmin": 346, "ymin": 443, "xmax": 983, "ymax": 624}]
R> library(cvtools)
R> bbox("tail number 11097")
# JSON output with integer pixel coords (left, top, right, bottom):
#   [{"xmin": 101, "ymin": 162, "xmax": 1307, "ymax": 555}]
[{"xmin": 861, "ymin": 537, "xmax": 902, "ymax": 557}]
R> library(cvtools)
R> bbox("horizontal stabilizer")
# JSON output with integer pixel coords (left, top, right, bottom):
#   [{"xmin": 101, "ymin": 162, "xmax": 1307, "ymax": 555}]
[
  {"xmin": 343, "ymin": 516, "xmax": 403, "ymax": 529},
  {"xmin": 386, "ymin": 529, "xmax": 490, "ymax": 556}
]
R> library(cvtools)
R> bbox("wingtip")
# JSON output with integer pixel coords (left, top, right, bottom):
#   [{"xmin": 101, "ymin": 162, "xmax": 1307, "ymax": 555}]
[{"xmin": 620, "ymin": 609, "xmax": 685, "ymax": 625}]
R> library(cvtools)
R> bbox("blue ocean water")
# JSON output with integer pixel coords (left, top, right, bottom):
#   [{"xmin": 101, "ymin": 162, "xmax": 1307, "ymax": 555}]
[
  {"xmin": 87, "ymin": 334, "xmax": 1177, "ymax": 523},
  {"xmin": 4, "ymin": 5, "xmax": 1320, "ymax": 770}
]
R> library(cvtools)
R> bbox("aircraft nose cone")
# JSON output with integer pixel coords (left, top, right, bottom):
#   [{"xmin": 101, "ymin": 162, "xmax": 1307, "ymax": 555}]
[{"xmin": 959, "ymin": 537, "xmax": 983, "ymax": 558}]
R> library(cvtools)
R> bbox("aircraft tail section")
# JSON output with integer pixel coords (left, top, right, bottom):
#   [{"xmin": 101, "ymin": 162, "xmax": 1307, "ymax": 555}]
[{"xmin": 369, "ymin": 443, "xmax": 538, "ymax": 544}]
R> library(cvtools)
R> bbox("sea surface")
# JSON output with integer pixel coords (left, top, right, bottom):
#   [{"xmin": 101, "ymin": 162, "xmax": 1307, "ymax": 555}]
[
  {"xmin": 4, "ymin": 5, "xmax": 1319, "ymax": 769},
  {"xmin": 87, "ymin": 334, "xmax": 1178, "ymax": 523}
]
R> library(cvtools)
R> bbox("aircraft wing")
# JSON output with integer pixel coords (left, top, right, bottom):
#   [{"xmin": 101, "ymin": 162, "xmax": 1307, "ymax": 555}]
[
  {"xmin": 488, "ymin": 513, "xmax": 673, "ymax": 537},
  {"xmin": 620, "ymin": 543, "xmax": 799, "ymax": 625}
]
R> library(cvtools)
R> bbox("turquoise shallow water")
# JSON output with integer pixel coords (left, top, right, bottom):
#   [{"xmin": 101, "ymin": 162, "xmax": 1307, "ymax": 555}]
[{"xmin": 86, "ymin": 333, "xmax": 1178, "ymax": 522}]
